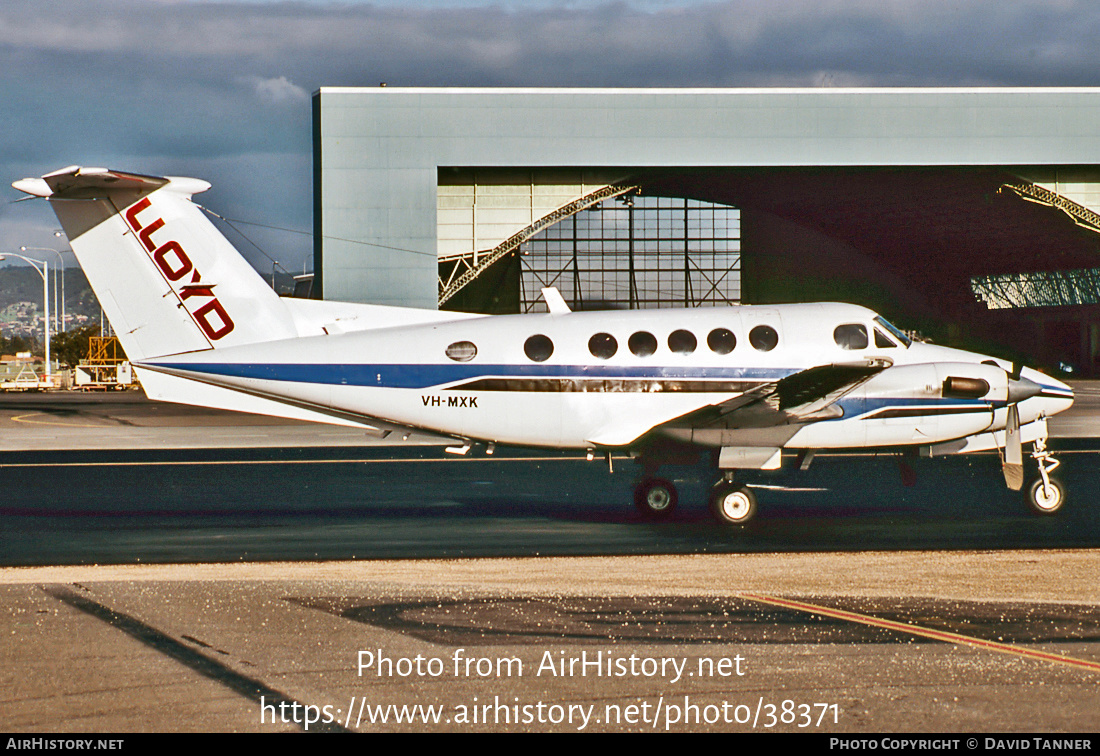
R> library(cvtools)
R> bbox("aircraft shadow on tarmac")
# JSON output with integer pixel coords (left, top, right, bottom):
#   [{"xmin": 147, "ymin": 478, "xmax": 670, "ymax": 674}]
[
  {"xmin": 1, "ymin": 441, "xmax": 1097, "ymax": 565},
  {"xmin": 292, "ymin": 594, "xmax": 1100, "ymax": 646}
]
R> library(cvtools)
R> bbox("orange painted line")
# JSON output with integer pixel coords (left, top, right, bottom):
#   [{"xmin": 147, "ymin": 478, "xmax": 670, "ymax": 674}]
[
  {"xmin": 740, "ymin": 592, "xmax": 1100, "ymax": 674},
  {"xmin": 11, "ymin": 413, "xmax": 107, "ymax": 428}
]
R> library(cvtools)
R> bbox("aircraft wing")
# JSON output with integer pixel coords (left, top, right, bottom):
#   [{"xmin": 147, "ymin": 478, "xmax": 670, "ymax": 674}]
[{"xmin": 661, "ymin": 358, "xmax": 892, "ymax": 432}]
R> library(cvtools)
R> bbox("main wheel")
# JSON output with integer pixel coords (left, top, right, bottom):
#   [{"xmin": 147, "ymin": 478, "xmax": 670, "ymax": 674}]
[
  {"xmin": 710, "ymin": 482, "xmax": 758, "ymax": 525},
  {"xmin": 1025, "ymin": 476, "xmax": 1065, "ymax": 515},
  {"xmin": 634, "ymin": 477, "xmax": 678, "ymax": 518}
]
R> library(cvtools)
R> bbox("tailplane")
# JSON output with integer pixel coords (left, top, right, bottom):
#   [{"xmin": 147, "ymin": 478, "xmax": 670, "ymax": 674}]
[{"xmin": 13, "ymin": 166, "xmax": 297, "ymax": 360}]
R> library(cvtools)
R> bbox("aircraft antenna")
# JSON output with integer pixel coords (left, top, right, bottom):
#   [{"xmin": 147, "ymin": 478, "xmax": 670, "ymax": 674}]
[{"xmin": 196, "ymin": 205, "xmax": 434, "ymax": 257}]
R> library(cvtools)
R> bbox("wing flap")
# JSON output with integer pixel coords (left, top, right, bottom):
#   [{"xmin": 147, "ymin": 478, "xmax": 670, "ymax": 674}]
[
  {"xmin": 662, "ymin": 358, "xmax": 891, "ymax": 432},
  {"xmin": 585, "ymin": 359, "xmax": 892, "ymax": 448},
  {"xmin": 776, "ymin": 360, "xmax": 890, "ymax": 411}
]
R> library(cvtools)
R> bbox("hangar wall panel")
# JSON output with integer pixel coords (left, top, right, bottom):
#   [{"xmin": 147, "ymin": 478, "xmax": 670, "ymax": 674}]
[{"xmin": 314, "ymin": 88, "xmax": 1100, "ymax": 308}]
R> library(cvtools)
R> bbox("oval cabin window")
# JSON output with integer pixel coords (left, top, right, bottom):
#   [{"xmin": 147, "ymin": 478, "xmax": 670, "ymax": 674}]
[
  {"xmin": 445, "ymin": 341, "xmax": 477, "ymax": 362},
  {"xmin": 668, "ymin": 329, "xmax": 697, "ymax": 354},
  {"xmin": 524, "ymin": 334, "xmax": 554, "ymax": 362},
  {"xmin": 628, "ymin": 331, "xmax": 658, "ymax": 357},
  {"xmin": 707, "ymin": 328, "xmax": 736, "ymax": 355},
  {"xmin": 589, "ymin": 333, "xmax": 618, "ymax": 360},
  {"xmin": 749, "ymin": 325, "xmax": 779, "ymax": 352}
]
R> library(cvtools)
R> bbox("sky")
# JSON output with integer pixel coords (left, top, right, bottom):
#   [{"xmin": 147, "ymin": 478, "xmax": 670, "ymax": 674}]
[{"xmin": 2, "ymin": 0, "xmax": 1099, "ymax": 276}]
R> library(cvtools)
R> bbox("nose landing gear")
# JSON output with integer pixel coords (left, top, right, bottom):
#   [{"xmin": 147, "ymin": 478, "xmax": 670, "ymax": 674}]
[{"xmin": 1024, "ymin": 436, "xmax": 1064, "ymax": 515}]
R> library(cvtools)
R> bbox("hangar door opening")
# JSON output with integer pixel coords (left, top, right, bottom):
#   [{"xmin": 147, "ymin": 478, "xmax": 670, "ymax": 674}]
[
  {"xmin": 517, "ymin": 195, "xmax": 741, "ymax": 313},
  {"xmin": 437, "ymin": 167, "xmax": 740, "ymax": 313}
]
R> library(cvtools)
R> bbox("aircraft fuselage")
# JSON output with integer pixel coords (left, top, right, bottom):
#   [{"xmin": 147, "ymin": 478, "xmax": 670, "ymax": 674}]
[{"xmin": 138, "ymin": 302, "xmax": 1073, "ymax": 452}]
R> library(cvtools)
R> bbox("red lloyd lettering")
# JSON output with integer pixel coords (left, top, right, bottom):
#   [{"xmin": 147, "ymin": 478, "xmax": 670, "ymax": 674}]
[{"xmin": 123, "ymin": 198, "xmax": 235, "ymax": 340}]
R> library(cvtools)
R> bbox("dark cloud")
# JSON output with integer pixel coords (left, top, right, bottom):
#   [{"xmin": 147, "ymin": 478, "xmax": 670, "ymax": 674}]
[{"xmin": 2, "ymin": 0, "xmax": 1099, "ymax": 267}]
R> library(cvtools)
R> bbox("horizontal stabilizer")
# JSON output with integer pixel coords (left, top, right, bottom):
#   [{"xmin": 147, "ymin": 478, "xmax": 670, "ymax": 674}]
[{"xmin": 13, "ymin": 166, "xmax": 173, "ymax": 200}]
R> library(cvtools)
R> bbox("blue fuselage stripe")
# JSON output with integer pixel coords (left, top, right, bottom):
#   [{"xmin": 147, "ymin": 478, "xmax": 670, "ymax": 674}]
[
  {"xmin": 146, "ymin": 362, "xmax": 802, "ymax": 389},
  {"xmin": 143, "ymin": 361, "xmax": 1005, "ymax": 417}
]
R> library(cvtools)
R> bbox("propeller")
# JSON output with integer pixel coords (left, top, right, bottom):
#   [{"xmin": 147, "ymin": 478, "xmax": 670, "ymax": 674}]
[
  {"xmin": 1003, "ymin": 403, "xmax": 1023, "ymax": 490},
  {"xmin": 1001, "ymin": 369, "xmax": 1041, "ymax": 490}
]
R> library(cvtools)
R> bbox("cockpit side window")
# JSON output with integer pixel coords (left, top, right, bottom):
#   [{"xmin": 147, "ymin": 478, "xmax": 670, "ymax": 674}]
[
  {"xmin": 833, "ymin": 323, "xmax": 868, "ymax": 350},
  {"xmin": 874, "ymin": 316, "xmax": 912, "ymax": 347},
  {"xmin": 874, "ymin": 329, "xmax": 897, "ymax": 348}
]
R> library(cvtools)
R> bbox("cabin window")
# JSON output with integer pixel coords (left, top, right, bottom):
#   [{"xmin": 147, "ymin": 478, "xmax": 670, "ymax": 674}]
[
  {"xmin": 707, "ymin": 327, "xmax": 736, "ymax": 355},
  {"xmin": 667, "ymin": 329, "xmax": 697, "ymax": 354},
  {"xmin": 589, "ymin": 332, "xmax": 618, "ymax": 359},
  {"xmin": 833, "ymin": 324, "xmax": 868, "ymax": 350},
  {"xmin": 524, "ymin": 334, "xmax": 554, "ymax": 362},
  {"xmin": 629, "ymin": 331, "xmax": 658, "ymax": 357},
  {"xmin": 749, "ymin": 325, "xmax": 779, "ymax": 352},
  {"xmin": 445, "ymin": 341, "xmax": 477, "ymax": 362}
]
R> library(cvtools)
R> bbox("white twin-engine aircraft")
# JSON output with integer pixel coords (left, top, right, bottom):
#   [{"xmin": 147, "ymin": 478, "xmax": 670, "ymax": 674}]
[{"xmin": 14, "ymin": 166, "xmax": 1075, "ymax": 524}]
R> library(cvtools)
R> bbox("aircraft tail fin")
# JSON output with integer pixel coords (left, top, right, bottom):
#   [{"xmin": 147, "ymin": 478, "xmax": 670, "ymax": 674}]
[{"xmin": 13, "ymin": 166, "xmax": 298, "ymax": 361}]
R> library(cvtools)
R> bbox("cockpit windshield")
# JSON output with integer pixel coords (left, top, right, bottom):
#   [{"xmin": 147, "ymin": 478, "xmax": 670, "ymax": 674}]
[{"xmin": 874, "ymin": 316, "xmax": 912, "ymax": 348}]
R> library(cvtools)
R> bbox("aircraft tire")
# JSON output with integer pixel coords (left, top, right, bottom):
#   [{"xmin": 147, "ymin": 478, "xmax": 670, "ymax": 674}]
[
  {"xmin": 710, "ymin": 482, "xmax": 757, "ymax": 525},
  {"xmin": 1025, "ymin": 476, "xmax": 1065, "ymax": 516},
  {"xmin": 634, "ymin": 477, "xmax": 677, "ymax": 518}
]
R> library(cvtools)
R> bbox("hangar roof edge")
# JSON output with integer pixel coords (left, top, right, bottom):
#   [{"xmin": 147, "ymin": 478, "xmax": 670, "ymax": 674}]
[{"xmin": 314, "ymin": 86, "xmax": 1100, "ymax": 96}]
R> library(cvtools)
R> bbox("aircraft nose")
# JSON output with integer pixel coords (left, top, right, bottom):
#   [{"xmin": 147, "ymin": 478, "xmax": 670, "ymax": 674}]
[{"xmin": 1022, "ymin": 368, "xmax": 1074, "ymax": 416}]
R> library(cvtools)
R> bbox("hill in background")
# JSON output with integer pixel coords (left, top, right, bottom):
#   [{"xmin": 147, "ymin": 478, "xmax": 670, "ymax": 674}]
[{"xmin": 0, "ymin": 264, "xmax": 301, "ymax": 341}]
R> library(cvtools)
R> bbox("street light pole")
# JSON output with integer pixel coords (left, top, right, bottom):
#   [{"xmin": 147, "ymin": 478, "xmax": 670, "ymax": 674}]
[
  {"xmin": 0, "ymin": 253, "xmax": 50, "ymax": 384},
  {"xmin": 21, "ymin": 245, "xmax": 64, "ymax": 335}
]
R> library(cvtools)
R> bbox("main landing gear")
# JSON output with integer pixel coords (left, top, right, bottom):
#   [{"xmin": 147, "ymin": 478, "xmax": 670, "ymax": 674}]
[
  {"xmin": 632, "ymin": 472, "xmax": 758, "ymax": 525},
  {"xmin": 709, "ymin": 476, "xmax": 758, "ymax": 525},
  {"xmin": 1023, "ymin": 437, "xmax": 1064, "ymax": 516},
  {"xmin": 633, "ymin": 477, "xmax": 678, "ymax": 518}
]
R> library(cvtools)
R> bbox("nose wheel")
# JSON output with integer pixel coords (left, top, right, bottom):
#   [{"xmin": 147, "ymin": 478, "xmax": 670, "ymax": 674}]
[
  {"xmin": 1024, "ymin": 436, "xmax": 1065, "ymax": 515},
  {"xmin": 1026, "ymin": 476, "xmax": 1064, "ymax": 515}
]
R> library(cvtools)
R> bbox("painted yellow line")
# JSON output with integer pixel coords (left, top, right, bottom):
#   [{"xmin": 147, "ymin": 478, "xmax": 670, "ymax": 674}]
[
  {"xmin": 740, "ymin": 592, "xmax": 1100, "ymax": 674},
  {"xmin": 10, "ymin": 412, "xmax": 110, "ymax": 429},
  {"xmin": 0, "ymin": 455, "xmax": 603, "ymax": 468}
]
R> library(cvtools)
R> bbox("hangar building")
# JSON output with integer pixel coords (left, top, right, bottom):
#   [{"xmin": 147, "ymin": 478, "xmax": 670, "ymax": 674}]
[{"xmin": 311, "ymin": 87, "xmax": 1100, "ymax": 375}]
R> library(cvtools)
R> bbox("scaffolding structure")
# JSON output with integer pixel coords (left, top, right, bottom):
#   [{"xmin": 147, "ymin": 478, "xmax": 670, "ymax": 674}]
[{"xmin": 75, "ymin": 336, "xmax": 133, "ymax": 389}]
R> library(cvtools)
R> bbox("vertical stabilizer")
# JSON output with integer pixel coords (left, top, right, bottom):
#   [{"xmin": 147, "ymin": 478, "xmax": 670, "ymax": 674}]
[{"xmin": 13, "ymin": 166, "xmax": 298, "ymax": 361}]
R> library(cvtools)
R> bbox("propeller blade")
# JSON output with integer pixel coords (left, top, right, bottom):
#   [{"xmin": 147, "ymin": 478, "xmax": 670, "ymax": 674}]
[
  {"xmin": 1003, "ymin": 403, "xmax": 1023, "ymax": 490},
  {"xmin": 898, "ymin": 459, "xmax": 917, "ymax": 487}
]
